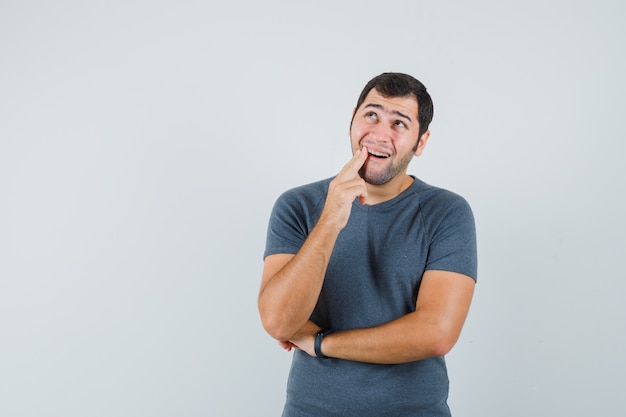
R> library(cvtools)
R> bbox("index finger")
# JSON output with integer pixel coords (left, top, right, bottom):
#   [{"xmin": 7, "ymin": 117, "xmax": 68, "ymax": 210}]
[{"xmin": 339, "ymin": 146, "xmax": 368, "ymax": 177}]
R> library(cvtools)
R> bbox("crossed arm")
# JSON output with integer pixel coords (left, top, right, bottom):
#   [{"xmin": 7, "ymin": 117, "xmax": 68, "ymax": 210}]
[
  {"xmin": 260, "ymin": 251, "xmax": 475, "ymax": 364},
  {"xmin": 257, "ymin": 148, "xmax": 475, "ymax": 364}
]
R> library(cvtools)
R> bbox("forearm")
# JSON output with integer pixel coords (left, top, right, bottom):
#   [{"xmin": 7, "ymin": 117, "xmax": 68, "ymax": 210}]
[
  {"xmin": 312, "ymin": 270, "xmax": 474, "ymax": 364},
  {"xmin": 258, "ymin": 220, "xmax": 340, "ymax": 341},
  {"xmin": 260, "ymin": 149, "xmax": 369, "ymax": 341},
  {"xmin": 321, "ymin": 312, "xmax": 460, "ymax": 364}
]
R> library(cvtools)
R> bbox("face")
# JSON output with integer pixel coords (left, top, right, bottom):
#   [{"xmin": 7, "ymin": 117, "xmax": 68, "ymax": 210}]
[{"xmin": 350, "ymin": 88, "xmax": 429, "ymax": 185}]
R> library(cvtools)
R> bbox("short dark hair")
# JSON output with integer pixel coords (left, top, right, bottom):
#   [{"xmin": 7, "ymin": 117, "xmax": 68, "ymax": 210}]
[{"xmin": 353, "ymin": 72, "xmax": 434, "ymax": 139}]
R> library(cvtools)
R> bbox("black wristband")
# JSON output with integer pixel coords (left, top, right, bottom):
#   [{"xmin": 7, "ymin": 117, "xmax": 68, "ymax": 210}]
[{"xmin": 314, "ymin": 329, "xmax": 334, "ymax": 358}]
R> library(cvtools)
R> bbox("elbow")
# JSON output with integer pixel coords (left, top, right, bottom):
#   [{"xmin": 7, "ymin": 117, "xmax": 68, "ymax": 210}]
[
  {"xmin": 262, "ymin": 320, "xmax": 292, "ymax": 342},
  {"xmin": 429, "ymin": 338, "xmax": 456, "ymax": 357},
  {"xmin": 421, "ymin": 326, "xmax": 460, "ymax": 358},
  {"xmin": 258, "ymin": 294, "xmax": 297, "ymax": 341},
  {"xmin": 259, "ymin": 308, "xmax": 295, "ymax": 341}
]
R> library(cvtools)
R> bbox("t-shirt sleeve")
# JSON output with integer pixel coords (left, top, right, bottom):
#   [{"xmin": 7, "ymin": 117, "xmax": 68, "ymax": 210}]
[
  {"xmin": 425, "ymin": 195, "xmax": 478, "ymax": 281},
  {"xmin": 263, "ymin": 190, "xmax": 314, "ymax": 259}
]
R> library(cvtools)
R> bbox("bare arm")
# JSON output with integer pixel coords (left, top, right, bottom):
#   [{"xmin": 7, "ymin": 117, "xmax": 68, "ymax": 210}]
[
  {"xmin": 258, "ymin": 148, "xmax": 369, "ymax": 341},
  {"xmin": 288, "ymin": 270, "xmax": 475, "ymax": 364}
]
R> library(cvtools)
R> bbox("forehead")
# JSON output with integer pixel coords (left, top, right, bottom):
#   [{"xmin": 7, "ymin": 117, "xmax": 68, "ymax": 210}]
[{"xmin": 360, "ymin": 88, "xmax": 419, "ymax": 121}]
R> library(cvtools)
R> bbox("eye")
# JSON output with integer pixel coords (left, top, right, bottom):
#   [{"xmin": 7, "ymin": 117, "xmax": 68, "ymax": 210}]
[
  {"xmin": 365, "ymin": 112, "xmax": 378, "ymax": 121},
  {"xmin": 394, "ymin": 120, "xmax": 406, "ymax": 128}
]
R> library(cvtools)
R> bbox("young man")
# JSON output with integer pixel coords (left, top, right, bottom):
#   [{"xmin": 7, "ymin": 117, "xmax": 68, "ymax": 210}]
[{"xmin": 259, "ymin": 73, "xmax": 477, "ymax": 416}]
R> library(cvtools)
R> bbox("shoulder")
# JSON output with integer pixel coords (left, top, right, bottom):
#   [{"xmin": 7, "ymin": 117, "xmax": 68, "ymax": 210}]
[
  {"xmin": 268, "ymin": 177, "xmax": 334, "ymax": 228},
  {"xmin": 409, "ymin": 179, "xmax": 478, "ymax": 279},
  {"xmin": 265, "ymin": 178, "xmax": 333, "ymax": 257},
  {"xmin": 411, "ymin": 177, "xmax": 473, "ymax": 212},
  {"xmin": 281, "ymin": 177, "xmax": 332, "ymax": 197},
  {"xmin": 407, "ymin": 177, "xmax": 475, "ymax": 230},
  {"xmin": 274, "ymin": 177, "xmax": 333, "ymax": 210}
]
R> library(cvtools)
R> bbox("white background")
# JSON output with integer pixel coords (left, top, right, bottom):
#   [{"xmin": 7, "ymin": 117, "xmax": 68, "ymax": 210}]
[{"xmin": 1, "ymin": 1, "xmax": 625, "ymax": 416}]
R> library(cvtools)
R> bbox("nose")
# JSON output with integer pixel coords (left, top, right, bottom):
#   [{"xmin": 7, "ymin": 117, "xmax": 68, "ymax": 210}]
[{"xmin": 369, "ymin": 123, "xmax": 392, "ymax": 143}]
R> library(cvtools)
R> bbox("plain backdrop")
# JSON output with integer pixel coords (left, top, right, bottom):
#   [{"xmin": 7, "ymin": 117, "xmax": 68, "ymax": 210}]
[{"xmin": 1, "ymin": 1, "xmax": 625, "ymax": 416}]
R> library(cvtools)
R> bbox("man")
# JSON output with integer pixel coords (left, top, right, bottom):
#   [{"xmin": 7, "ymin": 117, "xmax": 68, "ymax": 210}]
[{"xmin": 258, "ymin": 72, "xmax": 477, "ymax": 416}]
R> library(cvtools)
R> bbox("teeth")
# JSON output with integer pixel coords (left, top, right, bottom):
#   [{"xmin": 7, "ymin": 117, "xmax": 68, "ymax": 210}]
[{"xmin": 368, "ymin": 150, "xmax": 390, "ymax": 158}]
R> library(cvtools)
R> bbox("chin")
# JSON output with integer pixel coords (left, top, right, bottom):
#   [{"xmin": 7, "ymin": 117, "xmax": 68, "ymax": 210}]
[{"xmin": 359, "ymin": 168, "xmax": 393, "ymax": 185}]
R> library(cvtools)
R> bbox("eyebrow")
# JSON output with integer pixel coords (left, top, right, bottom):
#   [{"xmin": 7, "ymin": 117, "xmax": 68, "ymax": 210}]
[{"xmin": 363, "ymin": 103, "xmax": 413, "ymax": 124}]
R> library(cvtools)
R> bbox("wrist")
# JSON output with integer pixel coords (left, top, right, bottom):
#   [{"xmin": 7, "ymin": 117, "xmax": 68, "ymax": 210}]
[
  {"xmin": 314, "ymin": 329, "xmax": 334, "ymax": 358},
  {"xmin": 316, "ymin": 215, "xmax": 344, "ymax": 235}
]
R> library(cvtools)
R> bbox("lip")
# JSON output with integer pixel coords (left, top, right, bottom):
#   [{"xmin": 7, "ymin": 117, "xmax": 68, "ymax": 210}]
[{"xmin": 361, "ymin": 144, "xmax": 392, "ymax": 159}]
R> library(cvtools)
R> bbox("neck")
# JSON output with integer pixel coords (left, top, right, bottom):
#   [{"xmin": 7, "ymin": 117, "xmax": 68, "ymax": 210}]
[{"xmin": 365, "ymin": 174, "xmax": 414, "ymax": 205}]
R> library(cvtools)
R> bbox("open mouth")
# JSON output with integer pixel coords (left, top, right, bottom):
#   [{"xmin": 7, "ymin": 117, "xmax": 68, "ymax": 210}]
[{"xmin": 367, "ymin": 149, "xmax": 391, "ymax": 159}]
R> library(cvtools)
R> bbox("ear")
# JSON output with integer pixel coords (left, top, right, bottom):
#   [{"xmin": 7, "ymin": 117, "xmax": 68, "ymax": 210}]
[{"xmin": 414, "ymin": 131, "xmax": 430, "ymax": 157}]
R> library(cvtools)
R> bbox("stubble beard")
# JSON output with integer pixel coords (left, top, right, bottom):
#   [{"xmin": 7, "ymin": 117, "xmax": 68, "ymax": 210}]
[{"xmin": 359, "ymin": 151, "xmax": 414, "ymax": 185}]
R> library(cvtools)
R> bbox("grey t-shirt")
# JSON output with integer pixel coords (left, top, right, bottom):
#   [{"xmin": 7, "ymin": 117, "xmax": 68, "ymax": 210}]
[{"xmin": 264, "ymin": 176, "xmax": 477, "ymax": 417}]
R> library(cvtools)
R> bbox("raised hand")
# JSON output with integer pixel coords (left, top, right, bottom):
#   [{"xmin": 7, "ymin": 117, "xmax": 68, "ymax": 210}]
[{"xmin": 318, "ymin": 147, "xmax": 369, "ymax": 232}]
